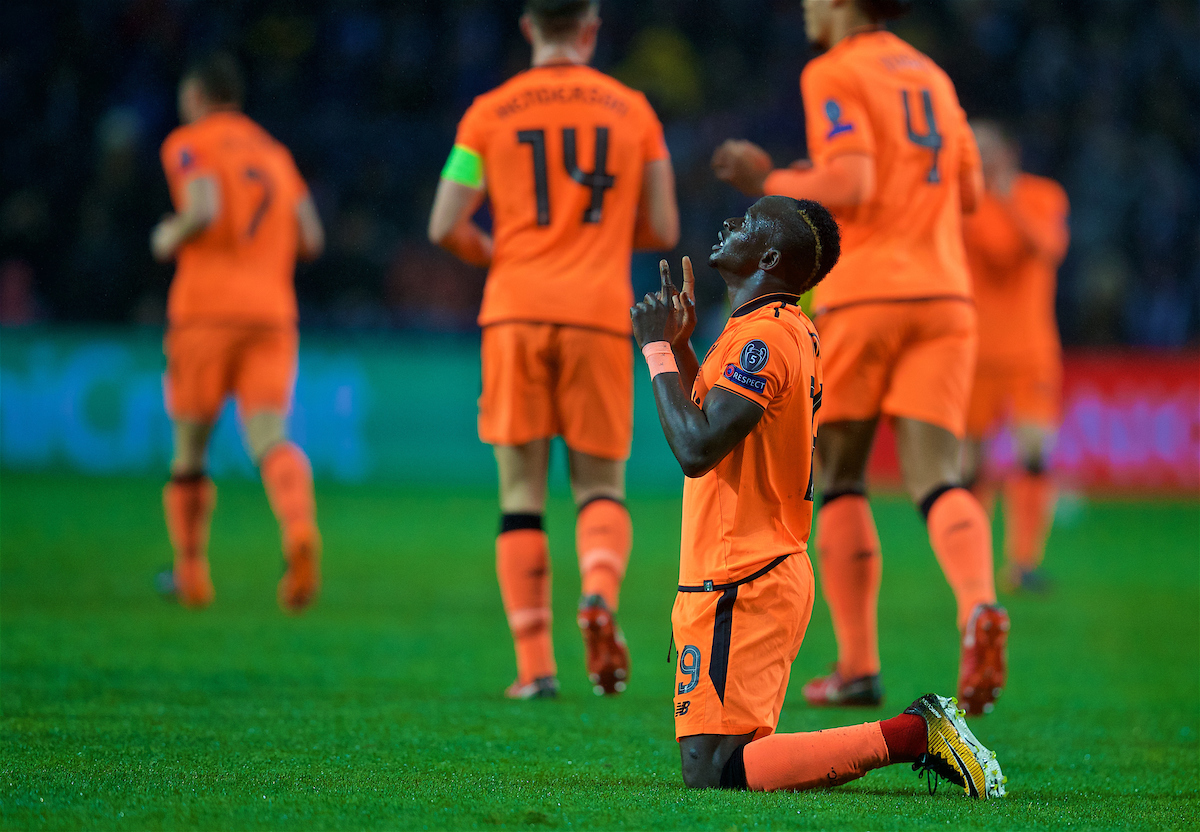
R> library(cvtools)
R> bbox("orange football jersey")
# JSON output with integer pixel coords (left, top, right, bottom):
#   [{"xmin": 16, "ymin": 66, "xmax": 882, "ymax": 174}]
[
  {"xmin": 160, "ymin": 111, "xmax": 308, "ymax": 325},
  {"xmin": 679, "ymin": 296, "xmax": 822, "ymax": 586},
  {"xmin": 770, "ymin": 31, "xmax": 980, "ymax": 312},
  {"xmin": 964, "ymin": 173, "xmax": 1070, "ymax": 368},
  {"xmin": 453, "ymin": 64, "xmax": 669, "ymax": 335}
]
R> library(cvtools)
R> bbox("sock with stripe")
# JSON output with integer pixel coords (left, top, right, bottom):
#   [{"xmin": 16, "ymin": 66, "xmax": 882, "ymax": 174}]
[
  {"xmin": 816, "ymin": 491, "xmax": 882, "ymax": 678},
  {"xmin": 260, "ymin": 441, "xmax": 319, "ymax": 548},
  {"xmin": 1003, "ymin": 471, "xmax": 1054, "ymax": 572},
  {"xmin": 496, "ymin": 514, "xmax": 556, "ymax": 683},
  {"xmin": 163, "ymin": 473, "xmax": 216, "ymax": 607},
  {"xmin": 922, "ymin": 485, "xmax": 997, "ymax": 630},
  {"xmin": 576, "ymin": 497, "xmax": 632, "ymax": 611}
]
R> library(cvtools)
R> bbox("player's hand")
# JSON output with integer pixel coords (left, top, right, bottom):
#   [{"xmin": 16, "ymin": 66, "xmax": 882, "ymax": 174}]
[
  {"xmin": 712, "ymin": 140, "xmax": 773, "ymax": 197},
  {"xmin": 150, "ymin": 216, "xmax": 181, "ymax": 263},
  {"xmin": 659, "ymin": 256, "xmax": 697, "ymax": 350},
  {"xmin": 630, "ymin": 284, "xmax": 674, "ymax": 350}
]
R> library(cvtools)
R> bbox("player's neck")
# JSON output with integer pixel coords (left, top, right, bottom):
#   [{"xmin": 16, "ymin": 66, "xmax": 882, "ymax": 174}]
[
  {"xmin": 530, "ymin": 41, "xmax": 589, "ymax": 68},
  {"xmin": 727, "ymin": 274, "xmax": 795, "ymax": 313},
  {"xmin": 830, "ymin": 16, "xmax": 883, "ymax": 48}
]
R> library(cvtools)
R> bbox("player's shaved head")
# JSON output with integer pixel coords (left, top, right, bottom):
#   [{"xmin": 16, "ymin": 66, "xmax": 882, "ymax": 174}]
[
  {"xmin": 182, "ymin": 53, "xmax": 244, "ymax": 108},
  {"xmin": 709, "ymin": 196, "xmax": 840, "ymax": 295},
  {"xmin": 525, "ymin": 0, "xmax": 599, "ymax": 40}
]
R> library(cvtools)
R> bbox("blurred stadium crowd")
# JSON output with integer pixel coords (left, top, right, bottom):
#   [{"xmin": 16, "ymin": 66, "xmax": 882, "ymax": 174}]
[{"xmin": 1, "ymin": 0, "xmax": 1197, "ymax": 345}]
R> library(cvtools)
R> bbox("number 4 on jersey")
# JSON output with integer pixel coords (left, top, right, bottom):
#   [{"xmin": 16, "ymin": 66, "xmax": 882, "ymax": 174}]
[
  {"xmin": 901, "ymin": 89, "xmax": 942, "ymax": 184},
  {"xmin": 517, "ymin": 127, "xmax": 616, "ymax": 226}
]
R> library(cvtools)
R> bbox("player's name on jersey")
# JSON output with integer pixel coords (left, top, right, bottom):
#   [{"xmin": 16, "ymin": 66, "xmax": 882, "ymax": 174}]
[{"xmin": 494, "ymin": 84, "xmax": 631, "ymax": 120}]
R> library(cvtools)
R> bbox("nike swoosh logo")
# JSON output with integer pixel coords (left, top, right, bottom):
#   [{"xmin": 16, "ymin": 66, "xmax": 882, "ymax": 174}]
[{"xmin": 945, "ymin": 740, "xmax": 980, "ymax": 798}]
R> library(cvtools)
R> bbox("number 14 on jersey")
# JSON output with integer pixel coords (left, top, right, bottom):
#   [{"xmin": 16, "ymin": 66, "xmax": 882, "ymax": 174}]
[{"xmin": 517, "ymin": 127, "xmax": 615, "ymax": 226}]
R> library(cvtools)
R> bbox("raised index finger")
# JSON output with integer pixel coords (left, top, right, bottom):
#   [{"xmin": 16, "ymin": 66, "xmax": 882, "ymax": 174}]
[{"xmin": 681, "ymin": 255, "xmax": 695, "ymax": 300}]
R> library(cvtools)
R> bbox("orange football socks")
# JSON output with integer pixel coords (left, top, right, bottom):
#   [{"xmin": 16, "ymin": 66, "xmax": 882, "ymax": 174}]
[
  {"xmin": 497, "ymin": 516, "xmax": 556, "ymax": 683},
  {"xmin": 923, "ymin": 486, "xmax": 997, "ymax": 630},
  {"xmin": 1004, "ymin": 472, "xmax": 1054, "ymax": 571},
  {"xmin": 816, "ymin": 493, "xmax": 882, "ymax": 678},
  {"xmin": 741, "ymin": 722, "xmax": 892, "ymax": 791},
  {"xmin": 576, "ymin": 497, "xmax": 631, "ymax": 611},
  {"xmin": 163, "ymin": 474, "xmax": 216, "ymax": 607},
  {"xmin": 260, "ymin": 442, "xmax": 318, "ymax": 547}
]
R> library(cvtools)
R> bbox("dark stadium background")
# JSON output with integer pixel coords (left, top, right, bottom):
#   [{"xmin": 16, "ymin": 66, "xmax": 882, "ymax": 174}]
[
  {"xmin": 2, "ymin": 0, "xmax": 1197, "ymax": 346},
  {"xmin": 3, "ymin": 0, "xmax": 1196, "ymax": 491}
]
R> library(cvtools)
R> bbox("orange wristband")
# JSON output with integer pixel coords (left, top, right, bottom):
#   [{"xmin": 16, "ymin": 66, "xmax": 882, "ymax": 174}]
[{"xmin": 641, "ymin": 341, "xmax": 678, "ymax": 379}]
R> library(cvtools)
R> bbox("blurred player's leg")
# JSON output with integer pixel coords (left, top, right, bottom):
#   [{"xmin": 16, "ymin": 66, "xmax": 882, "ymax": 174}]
[
  {"xmin": 1001, "ymin": 423, "xmax": 1056, "ymax": 591},
  {"xmin": 238, "ymin": 328, "xmax": 320, "ymax": 613},
  {"xmin": 895, "ymin": 418, "xmax": 1007, "ymax": 715},
  {"xmin": 558, "ymin": 329, "xmax": 634, "ymax": 695},
  {"xmin": 495, "ymin": 440, "xmax": 557, "ymax": 698},
  {"xmin": 248, "ymin": 411, "xmax": 321, "ymax": 614},
  {"xmin": 804, "ymin": 419, "xmax": 884, "ymax": 706},
  {"xmin": 961, "ymin": 437, "xmax": 997, "ymax": 521},
  {"xmin": 163, "ymin": 420, "xmax": 215, "ymax": 608},
  {"xmin": 569, "ymin": 450, "xmax": 631, "ymax": 695}
]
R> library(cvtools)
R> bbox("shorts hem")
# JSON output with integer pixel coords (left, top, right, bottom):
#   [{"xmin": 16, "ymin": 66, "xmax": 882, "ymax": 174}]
[
  {"xmin": 674, "ymin": 722, "xmax": 774, "ymax": 741},
  {"xmin": 478, "ymin": 430, "xmax": 630, "ymax": 460},
  {"xmin": 883, "ymin": 406, "xmax": 965, "ymax": 438}
]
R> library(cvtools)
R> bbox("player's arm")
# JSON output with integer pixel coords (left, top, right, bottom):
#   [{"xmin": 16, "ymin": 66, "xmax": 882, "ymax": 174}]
[
  {"xmin": 633, "ymin": 158, "xmax": 680, "ymax": 251},
  {"xmin": 711, "ymin": 142, "xmax": 875, "ymax": 206},
  {"xmin": 295, "ymin": 194, "xmax": 325, "ymax": 261},
  {"xmin": 958, "ymin": 108, "xmax": 984, "ymax": 215},
  {"xmin": 428, "ymin": 143, "xmax": 492, "ymax": 268},
  {"xmin": 1002, "ymin": 187, "xmax": 1070, "ymax": 266},
  {"xmin": 631, "ymin": 264, "xmax": 759, "ymax": 478},
  {"xmin": 150, "ymin": 175, "xmax": 218, "ymax": 262}
]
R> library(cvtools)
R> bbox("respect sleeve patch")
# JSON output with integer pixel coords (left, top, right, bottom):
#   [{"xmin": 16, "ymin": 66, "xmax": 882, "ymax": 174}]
[
  {"xmin": 441, "ymin": 144, "xmax": 484, "ymax": 188},
  {"xmin": 723, "ymin": 364, "xmax": 767, "ymax": 395}
]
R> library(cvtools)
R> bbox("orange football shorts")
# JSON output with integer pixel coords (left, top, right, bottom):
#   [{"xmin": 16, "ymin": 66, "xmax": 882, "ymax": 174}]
[
  {"xmin": 164, "ymin": 324, "xmax": 298, "ymax": 423},
  {"xmin": 966, "ymin": 358, "xmax": 1062, "ymax": 438},
  {"xmin": 478, "ymin": 322, "xmax": 633, "ymax": 460},
  {"xmin": 815, "ymin": 299, "xmax": 977, "ymax": 437},
  {"xmin": 672, "ymin": 554, "xmax": 814, "ymax": 740}
]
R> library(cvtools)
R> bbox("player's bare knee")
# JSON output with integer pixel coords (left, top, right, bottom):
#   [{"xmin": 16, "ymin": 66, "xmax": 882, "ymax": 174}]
[
  {"xmin": 679, "ymin": 744, "xmax": 722, "ymax": 789},
  {"xmin": 242, "ymin": 410, "xmax": 287, "ymax": 463}
]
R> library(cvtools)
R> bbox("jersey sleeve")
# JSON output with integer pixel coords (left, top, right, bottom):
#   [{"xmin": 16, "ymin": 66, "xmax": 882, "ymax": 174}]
[
  {"xmin": 1020, "ymin": 178, "xmax": 1071, "ymax": 265},
  {"xmin": 638, "ymin": 94, "xmax": 670, "ymax": 163},
  {"xmin": 442, "ymin": 99, "xmax": 490, "ymax": 188},
  {"xmin": 709, "ymin": 319, "xmax": 801, "ymax": 409},
  {"xmin": 160, "ymin": 128, "xmax": 215, "ymax": 195},
  {"xmin": 801, "ymin": 59, "xmax": 874, "ymax": 165}
]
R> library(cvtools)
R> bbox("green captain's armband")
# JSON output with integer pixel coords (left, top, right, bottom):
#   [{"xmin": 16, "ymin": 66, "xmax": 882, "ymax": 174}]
[{"xmin": 441, "ymin": 144, "xmax": 484, "ymax": 189}]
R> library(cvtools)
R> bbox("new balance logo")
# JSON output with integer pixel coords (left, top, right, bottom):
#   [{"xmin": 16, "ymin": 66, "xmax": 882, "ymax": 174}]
[{"xmin": 675, "ymin": 701, "xmax": 691, "ymax": 717}]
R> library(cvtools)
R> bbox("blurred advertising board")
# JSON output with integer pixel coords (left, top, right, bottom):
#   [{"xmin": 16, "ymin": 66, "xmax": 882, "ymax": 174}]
[
  {"xmin": 1, "ymin": 329, "xmax": 1196, "ymax": 494},
  {"xmin": 867, "ymin": 352, "xmax": 1199, "ymax": 493}
]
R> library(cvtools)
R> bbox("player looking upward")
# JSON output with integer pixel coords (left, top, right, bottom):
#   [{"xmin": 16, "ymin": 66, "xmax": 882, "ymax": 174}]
[
  {"xmin": 631, "ymin": 195, "xmax": 1004, "ymax": 797},
  {"xmin": 152, "ymin": 54, "xmax": 325, "ymax": 613},
  {"xmin": 961, "ymin": 121, "xmax": 1070, "ymax": 592},
  {"xmin": 711, "ymin": 0, "xmax": 1009, "ymax": 715},
  {"xmin": 428, "ymin": 0, "xmax": 679, "ymax": 699}
]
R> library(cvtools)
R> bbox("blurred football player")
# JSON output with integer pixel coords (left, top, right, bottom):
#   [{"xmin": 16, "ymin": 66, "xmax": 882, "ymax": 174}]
[
  {"xmin": 712, "ymin": 0, "xmax": 1009, "ymax": 714},
  {"xmin": 428, "ymin": 0, "xmax": 679, "ymax": 698},
  {"xmin": 152, "ymin": 54, "xmax": 325, "ymax": 613},
  {"xmin": 631, "ymin": 195, "xmax": 1003, "ymax": 798},
  {"xmin": 961, "ymin": 120, "xmax": 1070, "ymax": 593}
]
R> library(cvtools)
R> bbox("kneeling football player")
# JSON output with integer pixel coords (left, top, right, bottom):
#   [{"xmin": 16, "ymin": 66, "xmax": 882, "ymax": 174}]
[{"xmin": 630, "ymin": 196, "xmax": 1005, "ymax": 797}]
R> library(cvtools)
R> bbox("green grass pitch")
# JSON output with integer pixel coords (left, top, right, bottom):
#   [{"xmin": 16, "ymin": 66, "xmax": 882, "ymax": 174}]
[{"xmin": 1, "ymin": 472, "xmax": 1197, "ymax": 830}]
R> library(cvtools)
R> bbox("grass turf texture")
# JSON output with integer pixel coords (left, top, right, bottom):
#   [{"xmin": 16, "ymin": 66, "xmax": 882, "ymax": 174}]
[{"xmin": 1, "ymin": 472, "xmax": 1197, "ymax": 831}]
